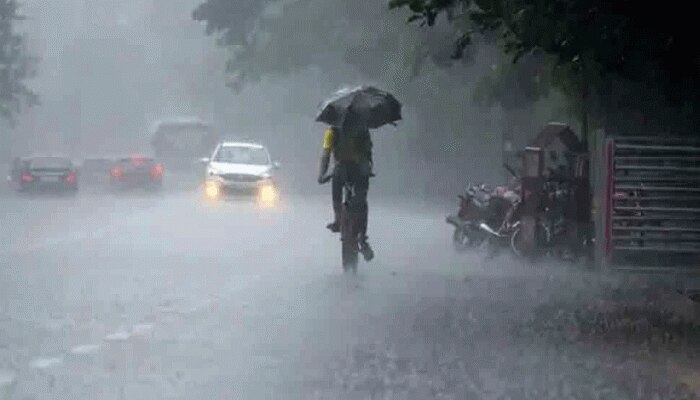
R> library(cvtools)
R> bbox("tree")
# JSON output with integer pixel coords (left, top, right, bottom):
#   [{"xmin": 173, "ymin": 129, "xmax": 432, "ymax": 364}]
[
  {"xmin": 390, "ymin": 0, "xmax": 700, "ymax": 138},
  {"xmin": 191, "ymin": 0, "xmax": 494, "ymax": 153},
  {"xmin": 192, "ymin": 0, "xmax": 268, "ymax": 47},
  {"xmin": 0, "ymin": 0, "xmax": 36, "ymax": 123},
  {"xmin": 191, "ymin": 0, "xmax": 564, "ymax": 189},
  {"xmin": 192, "ymin": 0, "xmax": 486, "ymax": 92}
]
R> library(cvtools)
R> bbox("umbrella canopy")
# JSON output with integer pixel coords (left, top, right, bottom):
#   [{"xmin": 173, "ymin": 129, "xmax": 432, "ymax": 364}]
[{"xmin": 316, "ymin": 85, "xmax": 402, "ymax": 129}]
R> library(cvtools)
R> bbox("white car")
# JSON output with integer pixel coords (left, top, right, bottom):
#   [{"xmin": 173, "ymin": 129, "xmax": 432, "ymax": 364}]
[{"xmin": 200, "ymin": 141, "xmax": 280, "ymax": 205}]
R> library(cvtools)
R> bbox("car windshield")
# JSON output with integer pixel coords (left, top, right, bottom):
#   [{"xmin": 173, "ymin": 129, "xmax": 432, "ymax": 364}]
[
  {"xmin": 213, "ymin": 146, "xmax": 269, "ymax": 165},
  {"xmin": 29, "ymin": 157, "xmax": 72, "ymax": 169}
]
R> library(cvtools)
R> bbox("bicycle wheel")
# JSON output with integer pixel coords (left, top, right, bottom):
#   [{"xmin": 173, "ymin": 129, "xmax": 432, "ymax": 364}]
[
  {"xmin": 340, "ymin": 204, "xmax": 358, "ymax": 272},
  {"xmin": 509, "ymin": 227, "xmax": 523, "ymax": 258},
  {"xmin": 510, "ymin": 222, "xmax": 551, "ymax": 258}
]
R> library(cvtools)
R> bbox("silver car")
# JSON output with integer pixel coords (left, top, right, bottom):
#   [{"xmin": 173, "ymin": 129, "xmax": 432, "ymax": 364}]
[{"xmin": 200, "ymin": 141, "xmax": 280, "ymax": 205}]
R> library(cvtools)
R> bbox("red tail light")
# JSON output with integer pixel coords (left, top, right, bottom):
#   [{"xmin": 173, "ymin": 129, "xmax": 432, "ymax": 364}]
[
  {"xmin": 110, "ymin": 167, "xmax": 123, "ymax": 179},
  {"xmin": 21, "ymin": 172, "xmax": 33, "ymax": 183},
  {"xmin": 64, "ymin": 172, "xmax": 77, "ymax": 185},
  {"xmin": 151, "ymin": 163, "xmax": 164, "ymax": 179}
]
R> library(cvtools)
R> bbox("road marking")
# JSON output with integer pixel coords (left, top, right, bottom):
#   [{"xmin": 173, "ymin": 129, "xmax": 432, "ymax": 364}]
[
  {"xmin": 14, "ymin": 272, "xmax": 265, "ymax": 390},
  {"xmin": 104, "ymin": 330, "xmax": 131, "ymax": 342},
  {"xmin": 28, "ymin": 357, "xmax": 63, "ymax": 370},
  {"xmin": 69, "ymin": 344, "xmax": 101, "ymax": 356},
  {"xmin": 131, "ymin": 323, "xmax": 155, "ymax": 337}
]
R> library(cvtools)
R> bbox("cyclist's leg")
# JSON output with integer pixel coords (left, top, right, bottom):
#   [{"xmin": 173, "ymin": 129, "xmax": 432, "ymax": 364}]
[
  {"xmin": 348, "ymin": 162, "xmax": 373, "ymax": 260},
  {"xmin": 328, "ymin": 163, "xmax": 346, "ymax": 231},
  {"xmin": 345, "ymin": 161, "xmax": 369, "ymax": 232},
  {"xmin": 327, "ymin": 165, "xmax": 343, "ymax": 232},
  {"xmin": 353, "ymin": 175, "xmax": 369, "ymax": 237}
]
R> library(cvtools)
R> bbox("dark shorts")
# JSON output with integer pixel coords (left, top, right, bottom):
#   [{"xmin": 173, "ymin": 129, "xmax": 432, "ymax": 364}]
[{"xmin": 331, "ymin": 161, "xmax": 370, "ymax": 211}]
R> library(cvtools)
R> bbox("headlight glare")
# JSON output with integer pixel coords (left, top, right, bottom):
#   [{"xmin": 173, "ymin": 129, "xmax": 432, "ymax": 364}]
[{"xmin": 204, "ymin": 179, "xmax": 221, "ymax": 200}]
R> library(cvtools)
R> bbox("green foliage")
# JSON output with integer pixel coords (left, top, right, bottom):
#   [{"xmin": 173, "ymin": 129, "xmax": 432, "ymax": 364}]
[
  {"xmin": 391, "ymin": 0, "xmax": 700, "ymax": 134},
  {"xmin": 473, "ymin": 52, "xmax": 552, "ymax": 110},
  {"xmin": 192, "ymin": 0, "xmax": 269, "ymax": 45},
  {"xmin": 192, "ymin": 0, "xmax": 468, "ymax": 92},
  {"xmin": 0, "ymin": 0, "xmax": 36, "ymax": 123},
  {"xmin": 192, "ymin": 0, "xmax": 524, "ymax": 160}
]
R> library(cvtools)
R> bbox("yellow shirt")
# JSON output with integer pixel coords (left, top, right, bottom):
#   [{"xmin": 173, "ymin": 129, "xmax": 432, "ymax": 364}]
[
  {"xmin": 323, "ymin": 128, "xmax": 372, "ymax": 161},
  {"xmin": 322, "ymin": 128, "xmax": 334, "ymax": 152}
]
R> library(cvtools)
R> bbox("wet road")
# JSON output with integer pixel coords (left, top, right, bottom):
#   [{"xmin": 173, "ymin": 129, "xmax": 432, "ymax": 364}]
[{"xmin": 0, "ymin": 190, "xmax": 699, "ymax": 399}]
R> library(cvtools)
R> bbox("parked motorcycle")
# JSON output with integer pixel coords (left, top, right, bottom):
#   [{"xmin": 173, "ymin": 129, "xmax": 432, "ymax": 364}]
[
  {"xmin": 446, "ymin": 183, "xmax": 491, "ymax": 251},
  {"xmin": 500, "ymin": 169, "xmax": 585, "ymax": 261},
  {"xmin": 446, "ymin": 179, "xmax": 521, "ymax": 255},
  {"xmin": 450, "ymin": 164, "xmax": 592, "ymax": 261},
  {"xmin": 476, "ymin": 185, "xmax": 527, "ymax": 258},
  {"xmin": 472, "ymin": 164, "xmax": 548, "ymax": 258}
]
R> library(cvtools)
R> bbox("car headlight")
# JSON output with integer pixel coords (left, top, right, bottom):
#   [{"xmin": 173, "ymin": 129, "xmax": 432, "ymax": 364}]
[
  {"xmin": 204, "ymin": 179, "xmax": 221, "ymax": 199},
  {"xmin": 257, "ymin": 182, "xmax": 278, "ymax": 207}
]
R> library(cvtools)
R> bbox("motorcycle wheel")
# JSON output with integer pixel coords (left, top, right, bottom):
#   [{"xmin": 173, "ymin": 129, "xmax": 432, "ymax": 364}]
[{"xmin": 452, "ymin": 228, "xmax": 473, "ymax": 251}]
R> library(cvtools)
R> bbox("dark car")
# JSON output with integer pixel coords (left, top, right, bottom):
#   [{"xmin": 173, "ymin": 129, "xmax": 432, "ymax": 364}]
[
  {"xmin": 109, "ymin": 155, "xmax": 164, "ymax": 191},
  {"xmin": 7, "ymin": 157, "xmax": 29, "ymax": 186},
  {"xmin": 14, "ymin": 156, "xmax": 79, "ymax": 193}
]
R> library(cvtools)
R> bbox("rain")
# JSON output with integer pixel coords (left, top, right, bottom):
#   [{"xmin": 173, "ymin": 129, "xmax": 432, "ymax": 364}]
[{"xmin": 1, "ymin": 0, "xmax": 700, "ymax": 399}]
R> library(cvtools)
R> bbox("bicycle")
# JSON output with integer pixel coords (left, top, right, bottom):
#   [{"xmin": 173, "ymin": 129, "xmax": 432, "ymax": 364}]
[{"xmin": 320, "ymin": 171, "xmax": 373, "ymax": 273}]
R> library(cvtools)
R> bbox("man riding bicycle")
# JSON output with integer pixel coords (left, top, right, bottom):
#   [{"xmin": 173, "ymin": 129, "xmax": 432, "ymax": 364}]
[{"xmin": 318, "ymin": 113, "xmax": 374, "ymax": 262}]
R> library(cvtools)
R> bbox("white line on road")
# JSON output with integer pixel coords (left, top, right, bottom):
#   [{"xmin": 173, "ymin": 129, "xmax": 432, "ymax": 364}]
[
  {"xmin": 69, "ymin": 344, "xmax": 101, "ymax": 356},
  {"xmin": 19, "ymin": 272, "xmax": 264, "ymax": 388},
  {"xmin": 104, "ymin": 330, "xmax": 131, "ymax": 342},
  {"xmin": 28, "ymin": 357, "xmax": 63, "ymax": 370}
]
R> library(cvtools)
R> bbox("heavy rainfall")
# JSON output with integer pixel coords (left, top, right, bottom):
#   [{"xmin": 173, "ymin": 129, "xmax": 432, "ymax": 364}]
[{"xmin": 1, "ymin": 0, "xmax": 700, "ymax": 399}]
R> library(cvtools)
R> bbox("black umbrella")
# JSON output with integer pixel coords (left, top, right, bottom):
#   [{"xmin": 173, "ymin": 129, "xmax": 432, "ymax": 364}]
[{"xmin": 315, "ymin": 85, "xmax": 402, "ymax": 129}]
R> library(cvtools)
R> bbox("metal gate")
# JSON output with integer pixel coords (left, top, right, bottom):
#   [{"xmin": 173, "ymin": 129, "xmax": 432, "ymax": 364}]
[{"xmin": 599, "ymin": 137, "xmax": 700, "ymax": 271}]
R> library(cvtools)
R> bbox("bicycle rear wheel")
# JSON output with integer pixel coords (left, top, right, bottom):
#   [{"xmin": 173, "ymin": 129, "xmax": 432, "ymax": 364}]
[{"xmin": 340, "ymin": 204, "xmax": 358, "ymax": 272}]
